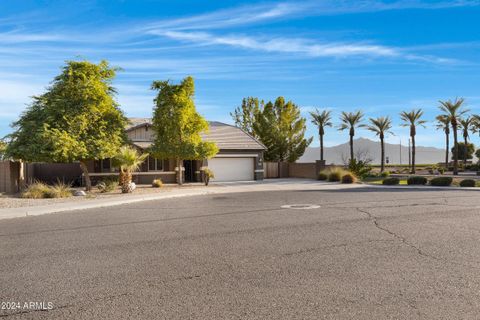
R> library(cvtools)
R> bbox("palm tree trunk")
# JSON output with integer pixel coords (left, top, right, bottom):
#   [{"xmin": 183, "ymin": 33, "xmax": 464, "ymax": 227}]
[
  {"xmin": 380, "ymin": 137, "xmax": 385, "ymax": 172},
  {"xmin": 453, "ymin": 126, "xmax": 459, "ymax": 175},
  {"xmin": 79, "ymin": 160, "xmax": 92, "ymax": 191},
  {"xmin": 445, "ymin": 133, "xmax": 449, "ymax": 169},
  {"xmin": 411, "ymin": 135, "xmax": 416, "ymax": 174},
  {"xmin": 177, "ymin": 158, "xmax": 183, "ymax": 185},
  {"xmin": 320, "ymin": 134, "xmax": 324, "ymax": 162},
  {"xmin": 349, "ymin": 134, "xmax": 354, "ymax": 163},
  {"xmin": 464, "ymin": 135, "xmax": 468, "ymax": 169}
]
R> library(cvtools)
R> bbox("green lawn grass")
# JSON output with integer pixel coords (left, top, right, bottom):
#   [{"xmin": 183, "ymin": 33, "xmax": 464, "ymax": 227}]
[{"xmin": 363, "ymin": 178, "xmax": 408, "ymax": 185}]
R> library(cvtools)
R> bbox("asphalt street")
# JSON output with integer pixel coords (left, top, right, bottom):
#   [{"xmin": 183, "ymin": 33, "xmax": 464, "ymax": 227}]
[{"xmin": 1, "ymin": 187, "xmax": 480, "ymax": 319}]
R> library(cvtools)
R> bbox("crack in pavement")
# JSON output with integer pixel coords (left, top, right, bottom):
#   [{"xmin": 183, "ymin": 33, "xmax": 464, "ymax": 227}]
[
  {"xmin": 281, "ymin": 239, "xmax": 395, "ymax": 257},
  {"xmin": 355, "ymin": 207, "xmax": 480, "ymax": 270}
]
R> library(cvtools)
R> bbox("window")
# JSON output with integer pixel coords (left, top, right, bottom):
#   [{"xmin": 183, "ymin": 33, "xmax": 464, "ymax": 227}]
[
  {"xmin": 148, "ymin": 156, "xmax": 163, "ymax": 171},
  {"xmin": 101, "ymin": 158, "xmax": 111, "ymax": 172}
]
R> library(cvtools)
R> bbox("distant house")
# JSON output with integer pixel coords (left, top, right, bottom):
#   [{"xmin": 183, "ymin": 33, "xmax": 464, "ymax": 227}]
[{"xmin": 87, "ymin": 118, "xmax": 266, "ymax": 184}]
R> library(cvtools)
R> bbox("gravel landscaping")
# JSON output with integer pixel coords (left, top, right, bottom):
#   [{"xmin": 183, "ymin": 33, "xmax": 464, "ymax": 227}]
[{"xmin": 0, "ymin": 184, "xmax": 208, "ymax": 209}]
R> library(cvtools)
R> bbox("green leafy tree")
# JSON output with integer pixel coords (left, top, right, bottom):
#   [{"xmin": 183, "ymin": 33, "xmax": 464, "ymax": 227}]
[
  {"xmin": 365, "ymin": 116, "xmax": 393, "ymax": 172},
  {"xmin": 451, "ymin": 142, "xmax": 474, "ymax": 162},
  {"xmin": 112, "ymin": 146, "xmax": 148, "ymax": 193},
  {"xmin": 230, "ymin": 97, "xmax": 262, "ymax": 137},
  {"xmin": 439, "ymin": 98, "xmax": 468, "ymax": 175},
  {"xmin": 435, "ymin": 115, "xmax": 451, "ymax": 168},
  {"xmin": 0, "ymin": 140, "xmax": 6, "ymax": 160},
  {"xmin": 400, "ymin": 109, "xmax": 426, "ymax": 174},
  {"xmin": 254, "ymin": 97, "xmax": 312, "ymax": 162},
  {"xmin": 459, "ymin": 116, "xmax": 475, "ymax": 167},
  {"xmin": 150, "ymin": 76, "xmax": 218, "ymax": 185},
  {"xmin": 310, "ymin": 109, "xmax": 332, "ymax": 162},
  {"xmin": 338, "ymin": 111, "xmax": 364, "ymax": 163},
  {"xmin": 475, "ymin": 149, "xmax": 480, "ymax": 162},
  {"xmin": 6, "ymin": 60, "xmax": 127, "ymax": 191}
]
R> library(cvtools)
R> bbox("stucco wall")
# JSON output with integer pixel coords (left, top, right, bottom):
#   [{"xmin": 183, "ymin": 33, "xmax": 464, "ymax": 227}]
[{"xmin": 0, "ymin": 161, "xmax": 20, "ymax": 193}]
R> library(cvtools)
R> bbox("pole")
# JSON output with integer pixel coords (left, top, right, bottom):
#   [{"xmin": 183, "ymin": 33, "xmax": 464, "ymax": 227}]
[{"xmin": 399, "ymin": 139, "xmax": 402, "ymax": 165}]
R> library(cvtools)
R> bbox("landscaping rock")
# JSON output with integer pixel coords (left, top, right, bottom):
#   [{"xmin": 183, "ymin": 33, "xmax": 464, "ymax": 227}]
[{"xmin": 73, "ymin": 190, "xmax": 87, "ymax": 197}]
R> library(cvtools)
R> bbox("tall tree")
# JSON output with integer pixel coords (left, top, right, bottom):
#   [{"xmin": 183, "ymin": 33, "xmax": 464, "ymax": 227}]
[
  {"xmin": 439, "ymin": 98, "xmax": 468, "ymax": 175},
  {"xmin": 365, "ymin": 117, "xmax": 393, "ymax": 172},
  {"xmin": 254, "ymin": 97, "xmax": 312, "ymax": 162},
  {"xmin": 399, "ymin": 109, "xmax": 426, "ymax": 174},
  {"xmin": 230, "ymin": 97, "xmax": 262, "ymax": 137},
  {"xmin": 435, "ymin": 115, "xmax": 451, "ymax": 169},
  {"xmin": 459, "ymin": 116, "xmax": 475, "ymax": 167},
  {"xmin": 451, "ymin": 142, "xmax": 474, "ymax": 163},
  {"xmin": 309, "ymin": 109, "xmax": 332, "ymax": 162},
  {"xmin": 150, "ymin": 76, "xmax": 218, "ymax": 185},
  {"xmin": 6, "ymin": 60, "xmax": 127, "ymax": 191},
  {"xmin": 338, "ymin": 111, "xmax": 364, "ymax": 163}
]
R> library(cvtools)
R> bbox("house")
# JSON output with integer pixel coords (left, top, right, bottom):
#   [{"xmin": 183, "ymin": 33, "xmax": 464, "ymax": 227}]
[{"xmin": 87, "ymin": 118, "xmax": 266, "ymax": 184}]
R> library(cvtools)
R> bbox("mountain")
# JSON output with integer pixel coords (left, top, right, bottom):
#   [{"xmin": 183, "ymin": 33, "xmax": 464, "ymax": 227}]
[{"xmin": 297, "ymin": 138, "xmax": 449, "ymax": 165}]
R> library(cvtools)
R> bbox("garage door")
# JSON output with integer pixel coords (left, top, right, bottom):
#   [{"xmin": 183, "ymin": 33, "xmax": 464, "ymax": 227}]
[{"xmin": 208, "ymin": 157, "xmax": 254, "ymax": 182}]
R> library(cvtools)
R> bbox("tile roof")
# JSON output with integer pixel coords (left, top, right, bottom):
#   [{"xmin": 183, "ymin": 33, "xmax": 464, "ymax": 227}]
[{"xmin": 127, "ymin": 118, "xmax": 265, "ymax": 150}]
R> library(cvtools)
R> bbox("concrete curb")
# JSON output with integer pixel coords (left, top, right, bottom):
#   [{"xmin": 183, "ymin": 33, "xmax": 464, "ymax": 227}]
[{"xmin": 364, "ymin": 184, "xmax": 480, "ymax": 191}]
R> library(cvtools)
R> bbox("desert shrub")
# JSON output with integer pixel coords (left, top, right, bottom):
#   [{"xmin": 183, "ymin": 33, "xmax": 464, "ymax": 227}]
[
  {"xmin": 318, "ymin": 171, "xmax": 328, "ymax": 180},
  {"xmin": 328, "ymin": 167, "xmax": 347, "ymax": 182},
  {"xmin": 380, "ymin": 171, "xmax": 390, "ymax": 178},
  {"xmin": 459, "ymin": 179, "xmax": 476, "ymax": 187},
  {"xmin": 97, "ymin": 178, "xmax": 118, "ymax": 193},
  {"xmin": 152, "ymin": 179, "xmax": 163, "ymax": 188},
  {"xmin": 438, "ymin": 167, "xmax": 445, "ymax": 174},
  {"xmin": 21, "ymin": 181, "xmax": 72, "ymax": 198},
  {"xmin": 430, "ymin": 177, "xmax": 452, "ymax": 186},
  {"xmin": 21, "ymin": 182, "xmax": 51, "ymax": 199},
  {"xmin": 382, "ymin": 177, "xmax": 400, "ymax": 185},
  {"xmin": 47, "ymin": 181, "xmax": 72, "ymax": 198},
  {"xmin": 341, "ymin": 173, "xmax": 356, "ymax": 184},
  {"xmin": 407, "ymin": 176, "xmax": 428, "ymax": 185},
  {"xmin": 348, "ymin": 159, "xmax": 372, "ymax": 179}
]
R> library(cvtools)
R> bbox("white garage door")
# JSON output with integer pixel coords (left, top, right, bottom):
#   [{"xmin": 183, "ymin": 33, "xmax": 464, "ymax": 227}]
[{"xmin": 208, "ymin": 157, "xmax": 254, "ymax": 182}]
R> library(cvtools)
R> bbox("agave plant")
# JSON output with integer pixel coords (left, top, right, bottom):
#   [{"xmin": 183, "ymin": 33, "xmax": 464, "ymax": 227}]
[{"xmin": 112, "ymin": 146, "xmax": 148, "ymax": 193}]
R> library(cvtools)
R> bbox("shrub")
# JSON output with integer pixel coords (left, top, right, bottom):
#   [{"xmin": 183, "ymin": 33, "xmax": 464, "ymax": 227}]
[
  {"xmin": 380, "ymin": 171, "xmax": 390, "ymax": 178},
  {"xmin": 407, "ymin": 176, "xmax": 428, "ymax": 185},
  {"xmin": 348, "ymin": 159, "xmax": 372, "ymax": 179},
  {"xmin": 21, "ymin": 182, "xmax": 51, "ymax": 199},
  {"xmin": 47, "ymin": 181, "xmax": 72, "ymax": 198},
  {"xmin": 152, "ymin": 179, "xmax": 163, "ymax": 188},
  {"xmin": 459, "ymin": 179, "xmax": 476, "ymax": 187},
  {"xmin": 318, "ymin": 171, "xmax": 328, "ymax": 180},
  {"xmin": 328, "ymin": 167, "xmax": 346, "ymax": 182},
  {"xmin": 382, "ymin": 177, "xmax": 400, "ymax": 185},
  {"xmin": 21, "ymin": 181, "xmax": 72, "ymax": 198},
  {"xmin": 430, "ymin": 177, "xmax": 452, "ymax": 186},
  {"xmin": 341, "ymin": 173, "xmax": 356, "ymax": 184},
  {"xmin": 438, "ymin": 167, "xmax": 445, "ymax": 174},
  {"xmin": 97, "ymin": 178, "xmax": 118, "ymax": 193}
]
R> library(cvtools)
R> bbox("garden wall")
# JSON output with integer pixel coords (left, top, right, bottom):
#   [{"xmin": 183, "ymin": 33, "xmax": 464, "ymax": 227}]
[
  {"xmin": 0, "ymin": 161, "xmax": 20, "ymax": 193},
  {"xmin": 264, "ymin": 161, "xmax": 326, "ymax": 179}
]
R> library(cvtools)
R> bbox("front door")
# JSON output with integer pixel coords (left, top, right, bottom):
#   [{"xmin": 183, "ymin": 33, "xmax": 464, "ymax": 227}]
[{"xmin": 183, "ymin": 160, "xmax": 194, "ymax": 182}]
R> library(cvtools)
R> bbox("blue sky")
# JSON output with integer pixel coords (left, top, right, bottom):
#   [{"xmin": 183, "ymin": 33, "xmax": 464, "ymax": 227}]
[{"xmin": 1, "ymin": 0, "xmax": 479, "ymax": 148}]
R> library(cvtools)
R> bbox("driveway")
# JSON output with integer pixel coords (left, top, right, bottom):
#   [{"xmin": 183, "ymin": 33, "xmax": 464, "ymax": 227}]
[{"xmin": 1, "ymin": 187, "xmax": 480, "ymax": 319}]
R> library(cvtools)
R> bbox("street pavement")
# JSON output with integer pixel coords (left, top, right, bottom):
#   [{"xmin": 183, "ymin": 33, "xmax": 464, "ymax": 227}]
[{"xmin": 1, "ymin": 187, "xmax": 480, "ymax": 319}]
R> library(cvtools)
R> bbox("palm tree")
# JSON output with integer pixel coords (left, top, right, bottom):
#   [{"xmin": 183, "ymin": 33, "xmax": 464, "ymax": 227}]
[
  {"xmin": 439, "ymin": 98, "xmax": 468, "ymax": 175},
  {"xmin": 400, "ymin": 109, "xmax": 426, "ymax": 174},
  {"xmin": 459, "ymin": 116, "xmax": 474, "ymax": 168},
  {"xmin": 113, "ymin": 146, "xmax": 149, "ymax": 193},
  {"xmin": 435, "ymin": 115, "xmax": 451, "ymax": 169},
  {"xmin": 310, "ymin": 109, "xmax": 333, "ymax": 162},
  {"xmin": 365, "ymin": 117, "xmax": 393, "ymax": 172},
  {"xmin": 338, "ymin": 111, "xmax": 364, "ymax": 163}
]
